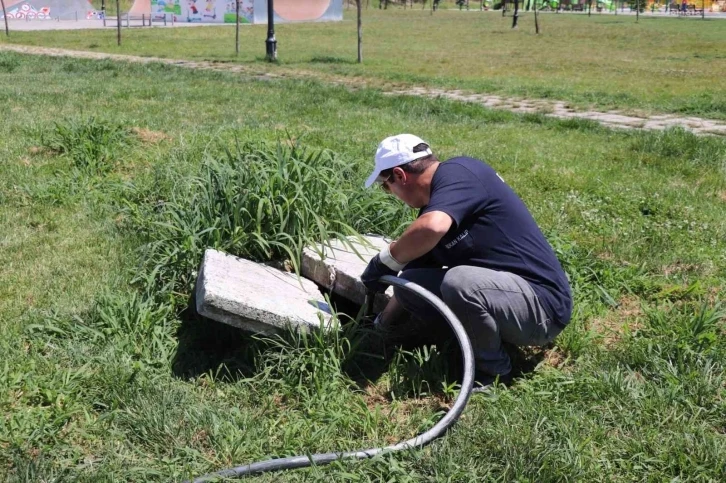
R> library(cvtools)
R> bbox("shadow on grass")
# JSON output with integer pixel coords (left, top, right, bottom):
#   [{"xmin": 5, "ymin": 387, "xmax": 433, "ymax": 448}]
[
  {"xmin": 309, "ymin": 56, "xmax": 357, "ymax": 65},
  {"xmin": 170, "ymin": 290, "xmax": 390, "ymax": 385},
  {"xmin": 171, "ymin": 299, "xmax": 259, "ymax": 382},
  {"xmin": 171, "ymin": 291, "xmax": 545, "ymax": 393}
]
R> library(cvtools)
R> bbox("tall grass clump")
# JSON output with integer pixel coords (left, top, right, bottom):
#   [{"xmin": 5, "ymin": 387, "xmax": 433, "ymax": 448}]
[
  {"xmin": 630, "ymin": 128, "xmax": 726, "ymax": 172},
  {"xmin": 0, "ymin": 52, "xmax": 21, "ymax": 73},
  {"xmin": 127, "ymin": 139, "xmax": 411, "ymax": 295},
  {"xmin": 35, "ymin": 117, "xmax": 134, "ymax": 175}
]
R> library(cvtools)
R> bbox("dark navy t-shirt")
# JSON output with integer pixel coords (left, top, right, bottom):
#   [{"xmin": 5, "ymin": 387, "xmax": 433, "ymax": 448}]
[{"xmin": 417, "ymin": 157, "xmax": 572, "ymax": 325}]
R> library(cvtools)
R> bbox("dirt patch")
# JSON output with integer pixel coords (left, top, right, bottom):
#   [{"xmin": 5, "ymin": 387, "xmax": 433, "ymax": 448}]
[
  {"xmin": 719, "ymin": 192, "xmax": 726, "ymax": 203},
  {"xmin": 362, "ymin": 384, "xmax": 451, "ymax": 419},
  {"xmin": 662, "ymin": 262, "xmax": 700, "ymax": 277},
  {"xmin": 589, "ymin": 295, "xmax": 643, "ymax": 348},
  {"xmin": 542, "ymin": 348, "xmax": 567, "ymax": 369},
  {"xmin": 131, "ymin": 127, "xmax": 170, "ymax": 144},
  {"xmin": 28, "ymin": 146, "xmax": 50, "ymax": 156}
]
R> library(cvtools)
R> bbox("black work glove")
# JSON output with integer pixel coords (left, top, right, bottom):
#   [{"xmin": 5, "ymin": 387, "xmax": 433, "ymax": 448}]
[{"xmin": 360, "ymin": 254, "xmax": 397, "ymax": 293}]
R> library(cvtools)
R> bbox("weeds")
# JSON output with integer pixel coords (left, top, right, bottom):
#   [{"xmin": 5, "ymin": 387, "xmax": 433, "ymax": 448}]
[
  {"xmin": 34, "ymin": 117, "xmax": 134, "ymax": 175},
  {"xmin": 385, "ymin": 345, "xmax": 455, "ymax": 399},
  {"xmin": 125, "ymin": 139, "xmax": 409, "ymax": 294}
]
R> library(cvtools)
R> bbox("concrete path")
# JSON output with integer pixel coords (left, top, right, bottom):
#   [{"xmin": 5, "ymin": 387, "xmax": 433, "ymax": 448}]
[{"xmin": 2, "ymin": 43, "xmax": 725, "ymax": 136}]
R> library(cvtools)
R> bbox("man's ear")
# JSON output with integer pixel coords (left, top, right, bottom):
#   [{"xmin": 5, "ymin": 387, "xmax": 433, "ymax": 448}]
[{"xmin": 392, "ymin": 166, "xmax": 406, "ymax": 183}]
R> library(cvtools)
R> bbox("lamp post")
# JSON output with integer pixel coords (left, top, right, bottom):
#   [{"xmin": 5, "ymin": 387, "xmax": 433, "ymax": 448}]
[{"xmin": 265, "ymin": 0, "xmax": 277, "ymax": 61}]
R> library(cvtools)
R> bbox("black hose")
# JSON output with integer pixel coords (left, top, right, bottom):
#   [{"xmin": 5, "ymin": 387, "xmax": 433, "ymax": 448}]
[{"xmin": 187, "ymin": 275, "xmax": 475, "ymax": 482}]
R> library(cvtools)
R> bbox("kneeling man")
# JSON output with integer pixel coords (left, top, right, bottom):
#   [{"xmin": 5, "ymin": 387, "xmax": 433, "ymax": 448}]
[{"xmin": 361, "ymin": 134, "xmax": 572, "ymax": 388}]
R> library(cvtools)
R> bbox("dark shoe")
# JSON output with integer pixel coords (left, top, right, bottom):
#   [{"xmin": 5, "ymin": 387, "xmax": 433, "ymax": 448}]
[{"xmin": 471, "ymin": 371, "xmax": 513, "ymax": 393}]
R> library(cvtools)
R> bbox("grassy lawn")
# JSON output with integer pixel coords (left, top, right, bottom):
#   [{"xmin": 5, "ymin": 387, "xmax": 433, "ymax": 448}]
[
  {"xmin": 1, "ymin": 50, "xmax": 725, "ymax": 481},
  {"xmin": 2, "ymin": 9, "xmax": 726, "ymax": 119}
]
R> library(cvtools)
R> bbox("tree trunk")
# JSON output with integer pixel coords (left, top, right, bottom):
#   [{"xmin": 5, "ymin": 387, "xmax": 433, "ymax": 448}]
[
  {"xmin": 534, "ymin": 2, "xmax": 539, "ymax": 33},
  {"xmin": 235, "ymin": 0, "xmax": 240, "ymax": 56},
  {"xmin": 357, "ymin": 0, "xmax": 363, "ymax": 63},
  {"xmin": 512, "ymin": 0, "xmax": 519, "ymax": 28},
  {"xmin": 116, "ymin": 0, "xmax": 121, "ymax": 45},
  {"xmin": 636, "ymin": 0, "xmax": 639, "ymax": 22},
  {"xmin": 1, "ymin": 0, "xmax": 9, "ymax": 37}
]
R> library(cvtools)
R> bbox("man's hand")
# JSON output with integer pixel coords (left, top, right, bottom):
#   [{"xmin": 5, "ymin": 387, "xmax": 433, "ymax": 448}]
[{"xmin": 360, "ymin": 254, "xmax": 398, "ymax": 293}]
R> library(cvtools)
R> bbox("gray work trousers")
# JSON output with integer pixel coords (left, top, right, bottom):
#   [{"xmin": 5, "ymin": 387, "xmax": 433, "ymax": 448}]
[{"xmin": 393, "ymin": 266, "xmax": 563, "ymax": 376}]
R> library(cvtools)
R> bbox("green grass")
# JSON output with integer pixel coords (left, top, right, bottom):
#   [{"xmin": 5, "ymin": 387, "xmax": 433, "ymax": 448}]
[
  {"xmin": 2, "ymin": 8, "xmax": 726, "ymax": 118},
  {"xmin": 1, "ymin": 51, "xmax": 725, "ymax": 481}
]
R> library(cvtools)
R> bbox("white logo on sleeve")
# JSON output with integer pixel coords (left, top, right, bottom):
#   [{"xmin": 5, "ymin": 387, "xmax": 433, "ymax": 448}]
[{"xmin": 444, "ymin": 230, "xmax": 469, "ymax": 250}]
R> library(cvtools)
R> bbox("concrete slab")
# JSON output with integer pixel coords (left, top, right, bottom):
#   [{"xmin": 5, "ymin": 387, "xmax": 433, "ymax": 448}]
[
  {"xmin": 301, "ymin": 236, "xmax": 394, "ymax": 313},
  {"xmin": 195, "ymin": 249, "xmax": 331, "ymax": 334}
]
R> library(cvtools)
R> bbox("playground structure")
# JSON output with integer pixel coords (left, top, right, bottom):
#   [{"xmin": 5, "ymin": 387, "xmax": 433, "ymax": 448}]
[{"xmin": 126, "ymin": 0, "xmax": 343, "ymax": 24}]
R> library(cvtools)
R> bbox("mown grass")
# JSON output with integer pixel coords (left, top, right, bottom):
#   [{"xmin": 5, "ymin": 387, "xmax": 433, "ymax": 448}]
[
  {"xmin": 2, "ymin": 9, "xmax": 726, "ymax": 118},
  {"xmin": 0, "ymin": 51, "xmax": 725, "ymax": 481}
]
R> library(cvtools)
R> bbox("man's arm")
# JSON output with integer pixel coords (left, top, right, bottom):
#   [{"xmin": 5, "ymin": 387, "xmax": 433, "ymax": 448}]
[
  {"xmin": 360, "ymin": 211, "xmax": 452, "ymax": 293},
  {"xmin": 389, "ymin": 211, "xmax": 452, "ymax": 265}
]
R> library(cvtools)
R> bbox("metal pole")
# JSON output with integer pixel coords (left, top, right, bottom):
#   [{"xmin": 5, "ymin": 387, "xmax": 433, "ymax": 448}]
[
  {"xmin": 1, "ymin": 0, "xmax": 9, "ymax": 37},
  {"xmin": 235, "ymin": 0, "xmax": 240, "ymax": 56},
  {"xmin": 116, "ymin": 0, "xmax": 121, "ymax": 45},
  {"xmin": 265, "ymin": 0, "xmax": 277, "ymax": 61}
]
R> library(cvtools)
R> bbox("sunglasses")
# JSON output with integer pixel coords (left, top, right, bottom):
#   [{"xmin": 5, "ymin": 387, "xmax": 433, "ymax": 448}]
[{"xmin": 376, "ymin": 173, "xmax": 394, "ymax": 193}]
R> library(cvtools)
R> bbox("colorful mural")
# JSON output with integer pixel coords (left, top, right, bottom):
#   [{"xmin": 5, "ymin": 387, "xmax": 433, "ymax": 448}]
[
  {"xmin": 128, "ymin": 0, "xmax": 341, "ymax": 24},
  {"xmin": 0, "ymin": 0, "xmax": 96, "ymax": 19},
  {"xmin": 274, "ymin": 0, "xmax": 331, "ymax": 21},
  {"xmin": 254, "ymin": 0, "xmax": 342, "ymax": 23}
]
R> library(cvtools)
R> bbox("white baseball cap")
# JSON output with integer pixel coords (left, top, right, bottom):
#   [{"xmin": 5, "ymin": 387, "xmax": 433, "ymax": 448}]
[{"xmin": 364, "ymin": 134, "xmax": 433, "ymax": 188}]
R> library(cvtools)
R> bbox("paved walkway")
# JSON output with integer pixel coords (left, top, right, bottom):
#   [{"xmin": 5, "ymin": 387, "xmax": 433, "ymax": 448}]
[{"xmin": 2, "ymin": 44, "xmax": 725, "ymax": 136}]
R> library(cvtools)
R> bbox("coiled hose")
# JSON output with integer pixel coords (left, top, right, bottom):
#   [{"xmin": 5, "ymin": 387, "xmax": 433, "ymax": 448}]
[{"xmin": 188, "ymin": 275, "xmax": 475, "ymax": 482}]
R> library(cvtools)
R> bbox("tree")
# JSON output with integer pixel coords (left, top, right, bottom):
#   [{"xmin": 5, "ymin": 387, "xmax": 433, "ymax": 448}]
[
  {"xmin": 356, "ymin": 0, "xmax": 363, "ymax": 63},
  {"xmin": 512, "ymin": 0, "xmax": 520, "ymax": 28},
  {"xmin": 1, "ymin": 0, "xmax": 9, "ymax": 37},
  {"xmin": 235, "ymin": 0, "xmax": 240, "ymax": 56}
]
